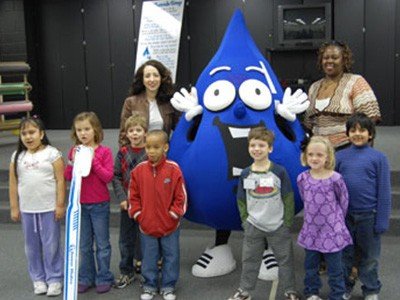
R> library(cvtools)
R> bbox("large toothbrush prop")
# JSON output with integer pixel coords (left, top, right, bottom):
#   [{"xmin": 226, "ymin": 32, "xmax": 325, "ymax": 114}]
[{"xmin": 63, "ymin": 146, "xmax": 94, "ymax": 300}]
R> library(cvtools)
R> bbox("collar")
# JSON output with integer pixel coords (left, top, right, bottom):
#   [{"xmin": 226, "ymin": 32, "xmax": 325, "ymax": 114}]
[{"xmin": 146, "ymin": 155, "xmax": 167, "ymax": 170}]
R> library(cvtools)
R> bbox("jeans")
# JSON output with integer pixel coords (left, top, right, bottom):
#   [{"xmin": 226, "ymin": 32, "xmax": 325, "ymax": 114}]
[
  {"xmin": 304, "ymin": 250, "xmax": 345, "ymax": 300},
  {"xmin": 140, "ymin": 230, "xmax": 180, "ymax": 293},
  {"xmin": 119, "ymin": 209, "xmax": 141, "ymax": 275},
  {"xmin": 342, "ymin": 211, "xmax": 381, "ymax": 296},
  {"xmin": 79, "ymin": 202, "xmax": 114, "ymax": 286}
]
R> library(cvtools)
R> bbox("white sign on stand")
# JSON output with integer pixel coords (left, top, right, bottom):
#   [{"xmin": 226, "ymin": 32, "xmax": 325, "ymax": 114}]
[{"xmin": 135, "ymin": 0, "xmax": 185, "ymax": 82}]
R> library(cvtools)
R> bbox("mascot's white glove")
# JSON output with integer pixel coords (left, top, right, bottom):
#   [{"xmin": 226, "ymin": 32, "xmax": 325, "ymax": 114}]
[
  {"xmin": 171, "ymin": 87, "xmax": 203, "ymax": 121},
  {"xmin": 275, "ymin": 87, "xmax": 310, "ymax": 122}
]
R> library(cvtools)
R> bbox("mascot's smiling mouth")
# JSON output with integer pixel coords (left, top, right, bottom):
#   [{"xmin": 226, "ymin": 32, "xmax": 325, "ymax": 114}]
[{"xmin": 213, "ymin": 117, "xmax": 266, "ymax": 179}]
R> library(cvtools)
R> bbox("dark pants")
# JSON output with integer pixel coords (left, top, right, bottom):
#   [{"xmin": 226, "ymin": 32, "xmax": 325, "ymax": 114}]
[
  {"xmin": 304, "ymin": 250, "xmax": 345, "ymax": 300},
  {"xmin": 342, "ymin": 211, "xmax": 382, "ymax": 296},
  {"xmin": 118, "ymin": 210, "xmax": 141, "ymax": 275}
]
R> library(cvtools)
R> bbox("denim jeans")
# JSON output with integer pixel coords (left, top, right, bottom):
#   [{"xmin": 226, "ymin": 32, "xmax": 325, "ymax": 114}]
[
  {"xmin": 342, "ymin": 211, "xmax": 381, "ymax": 296},
  {"xmin": 79, "ymin": 202, "xmax": 114, "ymax": 286},
  {"xmin": 304, "ymin": 249, "xmax": 345, "ymax": 300},
  {"xmin": 140, "ymin": 230, "xmax": 180, "ymax": 293},
  {"xmin": 119, "ymin": 209, "xmax": 141, "ymax": 275}
]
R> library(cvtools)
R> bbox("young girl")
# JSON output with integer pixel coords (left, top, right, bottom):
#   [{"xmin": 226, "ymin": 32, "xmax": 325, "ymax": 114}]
[
  {"xmin": 9, "ymin": 116, "xmax": 65, "ymax": 296},
  {"xmin": 64, "ymin": 112, "xmax": 114, "ymax": 294},
  {"xmin": 297, "ymin": 136, "xmax": 352, "ymax": 300}
]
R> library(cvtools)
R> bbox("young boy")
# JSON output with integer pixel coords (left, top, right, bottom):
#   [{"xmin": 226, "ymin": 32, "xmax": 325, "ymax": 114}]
[
  {"xmin": 129, "ymin": 130, "xmax": 187, "ymax": 300},
  {"xmin": 336, "ymin": 113, "xmax": 391, "ymax": 300},
  {"xmin": 112, "ymin": 113, "xmax": 148, "ymax": 288},
  {"xmin": 228, "ymin": 126, "xmax": 299, "ymax": 300}
]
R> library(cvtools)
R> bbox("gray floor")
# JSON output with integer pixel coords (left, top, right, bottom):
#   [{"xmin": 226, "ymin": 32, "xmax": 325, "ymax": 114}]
[{"xmin": 0, "ymin": 224, "xmax": 399, "ymax": 300}]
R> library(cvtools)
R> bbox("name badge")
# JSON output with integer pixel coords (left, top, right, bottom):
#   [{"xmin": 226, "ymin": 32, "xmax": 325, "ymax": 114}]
[
  {"xmin": 259, "ymin": 177, "xmax": 273, "ymax": 187},
  {"xmin": 243, "ymin": 178, "xmax": 256, "ymax": 190}
]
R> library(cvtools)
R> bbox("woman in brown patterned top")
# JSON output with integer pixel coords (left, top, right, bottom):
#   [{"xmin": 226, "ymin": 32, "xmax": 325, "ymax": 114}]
[{"xmin": 304, "ymin": 41, "xmax": 381, "ymax": 149}]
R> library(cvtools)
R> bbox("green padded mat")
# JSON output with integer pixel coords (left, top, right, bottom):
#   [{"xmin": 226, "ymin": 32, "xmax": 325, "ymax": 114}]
[{"xmin": 0, "ymin": 83, "xmax": 32, "ymax": 95}]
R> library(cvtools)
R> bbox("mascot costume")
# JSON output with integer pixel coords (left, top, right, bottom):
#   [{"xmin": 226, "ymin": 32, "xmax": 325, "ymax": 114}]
[{"xmin": 169, "ymin": 10, "xmax": 309, "ymax": 278}]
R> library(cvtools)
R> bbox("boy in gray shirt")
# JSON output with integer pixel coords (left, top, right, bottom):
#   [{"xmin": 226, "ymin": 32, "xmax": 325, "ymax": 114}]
[{"xmin": 228, "ymin": 126, "xmax": 299, "ymax": 300}]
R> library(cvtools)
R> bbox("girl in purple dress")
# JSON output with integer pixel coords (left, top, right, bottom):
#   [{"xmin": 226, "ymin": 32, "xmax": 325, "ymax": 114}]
[{"xmin": 297, "ymin": 136, "xmax": 352, "ymax": 300}]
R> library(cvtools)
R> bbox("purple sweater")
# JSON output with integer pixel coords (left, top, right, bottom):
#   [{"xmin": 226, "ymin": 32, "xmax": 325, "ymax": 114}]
[{"xmin": 297, "ymin": 170, "xmax": 352, "ymax": 253}]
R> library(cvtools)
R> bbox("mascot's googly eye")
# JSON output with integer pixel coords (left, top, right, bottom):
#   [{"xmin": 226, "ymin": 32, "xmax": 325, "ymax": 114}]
[
  {"xmin": 238, "ymin": 79, "xmax": 272, "ymax": 110},
  {"xmin": 203, "ymin": 80, "xmax": 236, "ymax": 111}
]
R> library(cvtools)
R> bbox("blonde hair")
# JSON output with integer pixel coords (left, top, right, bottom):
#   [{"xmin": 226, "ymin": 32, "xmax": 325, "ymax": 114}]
[
  {"xmin": 71, "ymin": 111, "xmax": 104, "ymax": 145},
  {"xmin": 301, "ymin": 136, "xmax": 335, "ymax": 170},
  {"xmin": 124, "ymin": 112, "xmax": 148, "ymax": 132}
]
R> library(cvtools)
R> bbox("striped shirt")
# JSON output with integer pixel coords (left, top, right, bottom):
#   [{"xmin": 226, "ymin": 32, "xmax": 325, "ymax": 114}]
[{"xmin": 304, "ymin": 73, "xmax": 381, "ymax": 147}]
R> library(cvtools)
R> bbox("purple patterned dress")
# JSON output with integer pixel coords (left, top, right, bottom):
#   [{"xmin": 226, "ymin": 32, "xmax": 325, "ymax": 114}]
[{"xmin": 297, "ymin": 170, "xmax": 352, "ymax": 253}]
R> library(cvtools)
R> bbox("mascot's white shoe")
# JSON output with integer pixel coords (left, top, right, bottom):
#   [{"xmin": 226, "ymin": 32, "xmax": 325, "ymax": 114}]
[
  {"xmin": 258, "ymin": 248, "xmax": 279, "ymax": 281},
  {"xmin": 192, "ymin": 244, "xmax": 236, "ymax": 277}
]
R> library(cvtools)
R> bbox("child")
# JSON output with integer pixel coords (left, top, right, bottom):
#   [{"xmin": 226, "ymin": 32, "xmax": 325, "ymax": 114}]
[
  {"xmin": 64, "ymin": 112, "xmax": 114, "ymax": 294},
  {"xmin": 297, "ymin": 136, "xmax": 352, "ymax": 300},
  {"xmin": 228, "ymin": 126, "xmax": 300, "ymax": 300},
  {"xmin": 9, "ymin": 116, "xmax": 65, "ymax": 296},
  {"xmin": 129, "ymin": 130, "xmax": 187, "ymax": 300},
  {"xmin": 336, "ymin": 113, "xmax": 391, "ymax": 300},
  {"xmin": 112, "ymin": 113, "xmax": 148, "ymax": 288}
]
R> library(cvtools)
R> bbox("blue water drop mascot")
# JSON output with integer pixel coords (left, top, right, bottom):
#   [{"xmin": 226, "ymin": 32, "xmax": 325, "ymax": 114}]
[{"xmin": 169, "ymin": 9, "xmax": 309, "ymax": 278}]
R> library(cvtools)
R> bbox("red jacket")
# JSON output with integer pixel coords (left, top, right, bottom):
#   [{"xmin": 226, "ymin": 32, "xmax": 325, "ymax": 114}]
[{"xmin": 128, "ymin": 156, "xmax": 187, "ymax": 237}]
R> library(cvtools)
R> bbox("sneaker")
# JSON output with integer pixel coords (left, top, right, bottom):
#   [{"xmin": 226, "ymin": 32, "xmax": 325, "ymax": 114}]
[
  {"xmin": 78, "ymin": 283, "xmax": 91, "ymax": 293},
  {"xmin": 140, "ymin": 290, "xmax": 157, "ymax": 300},
  {"xmin": 365, "ymin": 294, "xmax": 378, "ymax": 300},
  {"xmin": 96, "ymin": 283, "xmax": 112, "ymax": 294},
  {"xmin": 343, "ymin": 292, "xmax": 352, "ymax": 300},
  {"xmin": 115, "ymin": 273, "xmax": 135, "ymax": 289},
  {"xmin": 33, "ymin": 281, "xmax": 47, "ymax": 295},
  {"xmin": 162, "ymin": 291, "xmax": 177, "ymax": 300},
  {"xmin": 285, "ymin": 292, "xmax": 300, "ymax": 300},
  {"xmin": 306, "ymin": 296, "xmax": 323, "ymax": 300},
  {"xmin": 47, "ymin": 282, "xmax": 62, "ymax": 296},
  {"xmin": 228, "ymin": 288, "xmax": 251, "ymax": 300}
]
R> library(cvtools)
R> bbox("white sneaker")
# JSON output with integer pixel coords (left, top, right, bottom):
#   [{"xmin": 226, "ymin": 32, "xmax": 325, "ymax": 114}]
[
  {"xmin": 140, "ymin": 290, "xmax": 156, "ymax": 300},
  {"xmin": 192, "ymin": 244, "xmax": 236, "ymax": 277},
  {"xmin": 33, "ymin": 281, "xmax": 47, "ymax": 295},
  {"xmin": 306, "ymin": 296, "xmax": 323, "ymax": 300},
  {"xmin": 343, "ymin": 291, "xmax": 352, "ymax": 300},
  {"xmin": 365, "ymin": 294, "xmax": 378, "ymax": 300},
  {"xmin": 258, "ymin": 248, "xmax": 279, "ymax": 281},
  {"xmin": 162, "ymin": 291, "xmax": 177, "ymax": 300},
  {"xmin": 227, "ymin": 288, "xmax": 251, "ymax": 300},
  {"xmin": 47, "ymin": 282, "xmax": 62, "ymax": 296}
]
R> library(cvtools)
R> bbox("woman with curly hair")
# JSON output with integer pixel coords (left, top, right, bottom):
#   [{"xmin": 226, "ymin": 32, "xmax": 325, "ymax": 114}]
[
  {"xmin": 303, "ymin": 41, "xmax": 381, "ymax": 150},
  {"xmin": 118, "ymin": 60, "xmax": 179, "ymax": 146}
]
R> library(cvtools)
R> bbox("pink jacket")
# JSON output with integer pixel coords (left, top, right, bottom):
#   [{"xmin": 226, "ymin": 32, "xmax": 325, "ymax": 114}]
[{"xmin": 64, "ymin": 144, "xmax": 114, "ymax": 204}]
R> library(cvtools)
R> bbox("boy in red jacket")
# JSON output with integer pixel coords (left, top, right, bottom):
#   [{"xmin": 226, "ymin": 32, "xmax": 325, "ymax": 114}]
[{"xmin": 129, "ymin": 130, "xmax": 187, "ymax": 300}]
